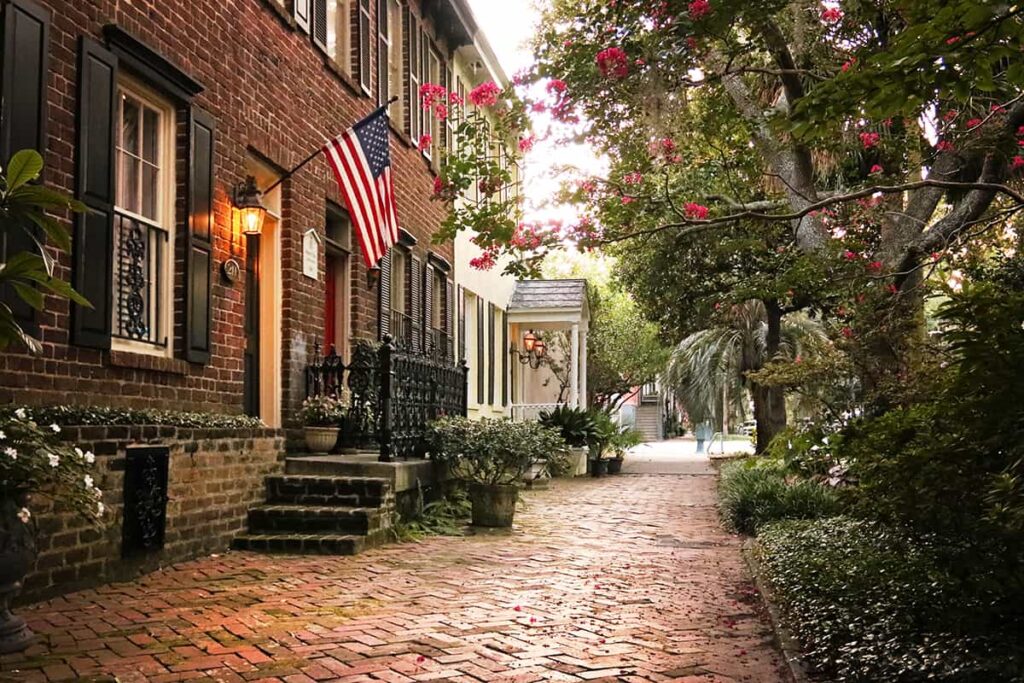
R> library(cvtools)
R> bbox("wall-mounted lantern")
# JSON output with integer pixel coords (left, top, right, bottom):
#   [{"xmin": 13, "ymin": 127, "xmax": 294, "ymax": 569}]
[
  {"xmin": 234, "ymin": 176, "xmax": 267, "ymax": 237},
  {"xmin": 513, "ymin": 329, "xmax": 546, "ymax": 369}
]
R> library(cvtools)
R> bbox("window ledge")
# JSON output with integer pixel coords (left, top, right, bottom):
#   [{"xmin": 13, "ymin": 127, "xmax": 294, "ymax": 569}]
[
  {"xmin": 109, "ymin": 349, "xmax": 189, "ymax": 375},
  {"xmin": 389, "ymin": 119, "xmax": 414, "ymax": 149},
  {"xmin": 259, "ymin": 0, "xmax": 296, "ymax": 29},
  {"xmin": 323, "ymin": 57, "xmax": 366, "ymax": 99}
]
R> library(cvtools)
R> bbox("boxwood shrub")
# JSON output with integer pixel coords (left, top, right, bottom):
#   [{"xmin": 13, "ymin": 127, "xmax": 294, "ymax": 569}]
[
  {"xmin": 0, "ymin": 405, "xmax": 263, "ymax": 429},
  {"xmin": 718, "ymin": 460, "xmax": 839, "ymax": 535},
  {"xmin": 757, "ymin": 517, "xmax": 1024, "ymax": 681}
]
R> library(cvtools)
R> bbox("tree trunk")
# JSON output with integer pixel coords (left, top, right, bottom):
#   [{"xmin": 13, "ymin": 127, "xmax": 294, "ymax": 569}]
[{"xmin": 753, "ymin": 301, "xmax": 787, "ymax": 453}]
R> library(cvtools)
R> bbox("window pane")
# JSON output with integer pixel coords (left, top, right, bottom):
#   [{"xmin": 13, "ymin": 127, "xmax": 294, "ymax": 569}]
[
  {"xmin": 119, "ymin": 153, "xmax": 140, "ymax": 214},
  {"xmin": 142, "ymin": 163, "xmax": 158, "ymax": 220},
  {"xmin": 142, "ymin": 107, "xmax": 159, "ymax": 164},
  {"xmin": 121, "ymin": 95, "xmax": 140, "ymax": 156},
  {"xmin": 326, "ymin": 0, "xmax": 337, "ymax": 61}
]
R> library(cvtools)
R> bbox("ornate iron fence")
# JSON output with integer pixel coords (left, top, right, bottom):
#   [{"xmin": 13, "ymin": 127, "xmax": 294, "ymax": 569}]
[{"xmin": 305, "ymin": 335, "xmax": 467, "ymax": 461}]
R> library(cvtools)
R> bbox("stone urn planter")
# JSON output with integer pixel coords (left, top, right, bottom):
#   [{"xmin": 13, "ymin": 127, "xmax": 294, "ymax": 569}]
[
  {"xmin": 606, "ymin": 456, "xmax": 624, "ymax": 475},
  {"xmin": 468, "ymin": 483, "xmax": 518, "ymax": 527},
  {"xmin": 304, "ymin": 426, "xmax": 339, "ymax": 453},
  {"xmin": 0, "ymin": 492, "xmax": 37, "ymax": 654}
]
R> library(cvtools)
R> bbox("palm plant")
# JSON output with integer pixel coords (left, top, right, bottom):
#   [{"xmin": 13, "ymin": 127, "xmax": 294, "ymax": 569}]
[
  {"xmin": 1, "ymin": 149, "xmax": 89, "ymax": 352},
  {"xmin": 664, "ymin": 300, "xmax": 826, "ymax": 452}
]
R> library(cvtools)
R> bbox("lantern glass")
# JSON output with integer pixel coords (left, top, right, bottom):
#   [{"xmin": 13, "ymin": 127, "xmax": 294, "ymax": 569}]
[
  {"xmin": 240, "ymin": 205, "xmax": 266, "ymax": 236},
  {"xmin": 534, "ymin": 339, "xmax": 546, "ymax": 358},
  {"xmin": 523, "ymin": 330, "xmax": 537, "ymax": 352},
  {"xmin": 235, "ymin": 176, "xmax": 267, "ymax": 237}
]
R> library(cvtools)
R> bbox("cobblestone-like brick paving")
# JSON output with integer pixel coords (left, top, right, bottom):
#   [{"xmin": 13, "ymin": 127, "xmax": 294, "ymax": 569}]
[{"xmin": 0, "ymin": 469, "xmax": 786, "ymax": 682}]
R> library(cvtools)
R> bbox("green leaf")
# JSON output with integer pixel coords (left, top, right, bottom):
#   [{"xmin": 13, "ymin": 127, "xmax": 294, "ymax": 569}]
[
  {"xmin": 26, "ymin": 212, "xmax": 72, "ymax": 252},
  {"xmin": 5, "ymin": 149, "xmax": 44, "ymax": 190}
]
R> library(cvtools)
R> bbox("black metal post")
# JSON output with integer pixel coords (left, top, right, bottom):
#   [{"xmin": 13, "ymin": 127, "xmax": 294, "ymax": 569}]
[{"xmin": 378, "ymin": 335, "xmax": 395, "ymax": 462}]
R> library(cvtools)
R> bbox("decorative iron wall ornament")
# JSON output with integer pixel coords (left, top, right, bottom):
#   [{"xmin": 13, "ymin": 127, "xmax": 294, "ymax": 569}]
[{"xmin": 122, "ymin": 446, "xmax": 170, "ymax": 558}]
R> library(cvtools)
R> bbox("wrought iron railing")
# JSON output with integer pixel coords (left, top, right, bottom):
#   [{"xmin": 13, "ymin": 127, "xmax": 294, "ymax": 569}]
[
  {"xmin": 113, "ymin": 211, "xmax": 168, "ymax": 346},
  {"xmin": 426, "ymin": 327, "xmax": 453, "ymax": 361},
  {"xmin": 306, "ymin": 341, "xmax": 380, "ymax": 450},
  {"xmin": 511, "ymin": 403, "xmax": 562, "ymax": 421},
  {"xmin": 390, "ymin": 310, "xmax": 419, "ymax": 352}
]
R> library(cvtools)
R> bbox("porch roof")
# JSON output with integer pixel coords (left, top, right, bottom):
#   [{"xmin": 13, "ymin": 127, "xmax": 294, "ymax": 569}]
[{"xmin": 508, "ymin": 279, "xmax": 588, "ymax": 315}]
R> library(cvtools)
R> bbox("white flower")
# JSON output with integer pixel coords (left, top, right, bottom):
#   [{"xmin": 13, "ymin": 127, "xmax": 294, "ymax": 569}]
[
  {"xmin": 50, "ymin": 423, "xmax": 61, "ymax": 433},
  {"xmin": 84, "ymin": 451, "xmax": 95, "ymax": 464},
  {"xmin": 0, "ymin": 429, "xmax": 5, "ymax": 440},
  {"xmin": 96, "ymin": 502, "xmax": 105, "ymax": 517},
  {"xmin": 4, "ymin": 446, "xmax": 16, "ymax": 460},
  {"xmin": 84, "ymin": 474, "xmax": 94, "ymax": 489},
  {"xmin": 75, "ymin": 447, "xmax": 84, "ymax": 458},
  {"xmin": 48, "ymin": 453, "xmax": 60, "ymax": 468},
  {"xmin": 16, "ymin": 507, "xmax": 31, "ymax": 523},
  {"xmin": 14, "ymin": 408, "xmax": 26, "ymax": 419},
  {"xmin": 93, "ymin": 487, "xmax": 103, "ymax": 499},
  {"xmin": 822, "ymin": 436, "xmax": 830, "ymax": 445}
]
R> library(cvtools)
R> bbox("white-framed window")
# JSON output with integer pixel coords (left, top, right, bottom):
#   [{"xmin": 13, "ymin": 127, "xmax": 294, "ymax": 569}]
[
  {"xmin": 424, "ymin": 46, "xmax": 441, "ymax": 162},
  {"xmin": 391, "ymin": 247, "xmax": 407, "ymax": 315},
  {"xmin": 111, "ymin": 79, "xmax": 175, "ymax": 355},
  {"xmin": 326, "ymin": 0, "xmax": 353, "ymax": 72},
  {"xmin": 386, "ymin": 0, "xmax": 403, "ymax": 122}
]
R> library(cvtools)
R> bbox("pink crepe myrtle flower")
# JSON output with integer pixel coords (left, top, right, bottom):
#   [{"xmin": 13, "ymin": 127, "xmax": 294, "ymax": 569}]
[
  {"xmin": 843, "ymin": 250, "xmax": 859, "ymax": 260},
  {"xmin": 841, "ymin": 58, "xmax": 856, "ymax": 72},
  {"xmin": 419, "ymin": 83, "xmax": 447, "ymax": 108},
  {"xmin": 623, "ymin": 172, "xmax": 643, "ymax": 185},
  {"xmin": 518, "ymin": 135, "xmax": 535, "ymax": 153},
  {"xmin": 936, "ymin": 140, "xmax": 955, "ymax": 152},
  {"xmin": 621, "ymin": 196, "xmax": 634, "ymax": 205},
  {"xmin": 869, "ymin": 164, "xmax": 883, "ymax": 174},
  {"xmin": 546, "ymin": 79, "xmax": 567, "ymax": 94},
  {"xmin": 867, "ymin": 260, "xmax": 883, "ymax": 272},
  {"xmin": 859, "ymin": 132, "xmax": 880, "ymax": 149},
  {"xmin": 433, "ymin": 102, "xmax": 448, "ymax": 120},
  {"xmin": 688, "ymin": 0, "xmax": 711, "ymax": 20},
  {"xmin": 530, "ymin": 101, "xmax": 547, "ymax": 113},
  {"xmin": 965, "ymin": 118, "xmax": 983, "ymax": 128},
  {"xmin": 887, "ymin": 283, "xmax": 899, "ymax": 295},
  {"xmin": 596, "ymin": 47, "xmax": 629, "ymax": 79},
  {"xmin": 469, "ymin": 81, "xmax": 501, "ymax": 107},
  {"xmin": 943, "ymin": 109, "xmax": 959, "ymax": 122},
  {"xmin": 821, "ymin": 6, "xmax": 843, "ymax": 23},
  {"xmin": 841, "ymin": 326, "xmax": 854, "ymax": 338},
  {"xmin": 469, "ymin": 250, "xmax": 497, "ymax": 271},
  {"xmin": 684, "ymin": 202, "xmax": 709, "ymax": 220},
  {"xmin": 417, "ymin": 135, "xmax": 432, "ymax": 152},
  {"xmin": 1012, "ymin": 155, "xmax": 1024, "ymax": 170}
]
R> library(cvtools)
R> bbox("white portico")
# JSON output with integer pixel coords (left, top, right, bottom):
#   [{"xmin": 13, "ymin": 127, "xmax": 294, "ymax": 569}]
[{"xmin": 507, "ymin": 279, "xmax": 590, "ymax": 421}]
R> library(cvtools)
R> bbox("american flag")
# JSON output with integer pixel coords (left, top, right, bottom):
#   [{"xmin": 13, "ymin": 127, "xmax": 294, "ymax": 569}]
[{"xmin": 323, "ymin": 107, "xmax": 399, "ymax": 268}]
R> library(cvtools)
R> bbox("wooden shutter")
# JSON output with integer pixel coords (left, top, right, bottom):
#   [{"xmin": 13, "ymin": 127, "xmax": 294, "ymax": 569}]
[
  {"xmin": 185, "ymin": 107, "xmax": 215, "ymax": 364},
  {"xmin": 71, "ymin": 37, "xmax": 117, "ymax": 349},
  {"xmin": 476, "ymin": 296, "xmax": 483, "ymax": 402},
  {"xmin": 376, "ymin": 0, "xmax": 388, "ymax": 105},
  {"xmin": 501, "ymin": 309, "xmax": 508, "ymax": 406},
  {"xmin": 488, "ymin": 303, "xmax": 495, "ymax": 404},
  {"xmin": 404, "ymin": 7, "xmax": 418, "ymax": 139},
  {"xmin": 0, "ymin": 0, "xmax": 49, "ymax": 338},
  {"xmin": 409, "ymin": 254, "xmax": 422, "ymax": 353},
  {"xmin": 457, "ymin": 284, "xmax": 465, "ymax": 362},
  {"xmin": 295, "ymin": 0, "xmax": 311, "ymax": 33},
  {"xmin": 378, "ymin": 250, "xmax": 391, "ymax": 340},
  {"xmin": 422, "ymin": 262, "xmax": 433, "ymax": 351},
  {"xmin": 311, "ymin": 0, "xmax": 327, "ymax": 52},
  {"xmin": 358, "ymin": 0, "xmax": 371, "ymax": 92},
  {"xmin": 445, "ymin": 278, "xmax": 453, "ymax": 359}
]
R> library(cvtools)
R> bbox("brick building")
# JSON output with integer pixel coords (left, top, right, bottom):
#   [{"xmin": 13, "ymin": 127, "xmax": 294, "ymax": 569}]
[{"xmin": 0, "ymin": 0, "xmax": 485, "ymax": 428}]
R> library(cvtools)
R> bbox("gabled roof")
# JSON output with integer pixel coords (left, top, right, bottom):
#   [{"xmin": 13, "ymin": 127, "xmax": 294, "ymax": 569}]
[{"xmin": 508, "ymin": 279, "xmax": 588, "ymax": 312}]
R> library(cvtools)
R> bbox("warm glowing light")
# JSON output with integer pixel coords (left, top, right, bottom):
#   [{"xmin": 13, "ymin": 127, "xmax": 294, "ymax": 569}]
[{"xmin": 523, "ymin": 330, "xmax": 537, "ymax": 352}]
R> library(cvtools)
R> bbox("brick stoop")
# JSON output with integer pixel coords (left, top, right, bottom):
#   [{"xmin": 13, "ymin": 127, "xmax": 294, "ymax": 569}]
[{"xmin": 232, "ymin": 471, "xmax": 396, "ymax": 555}]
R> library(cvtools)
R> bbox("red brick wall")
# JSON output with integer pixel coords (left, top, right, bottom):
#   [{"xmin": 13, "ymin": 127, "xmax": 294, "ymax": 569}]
[
  {"xmin": 0, "ymin": 0, "xmax": 454, "ymax": 423},
  {"xmin": 22, "ymin": 427, "xmax": 285, "ymax": 603}
]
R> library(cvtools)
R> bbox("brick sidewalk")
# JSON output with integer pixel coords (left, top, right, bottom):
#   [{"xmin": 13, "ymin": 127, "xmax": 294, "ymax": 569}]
[{"xmin": 0, "ymin": 474, "xmax": 786, "ymax": 682}]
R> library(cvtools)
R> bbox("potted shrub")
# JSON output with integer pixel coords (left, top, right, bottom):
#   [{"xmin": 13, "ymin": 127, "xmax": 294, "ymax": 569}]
[
  {"xmin": 300, "ymin": 395, "xmax": 345, "ymax": 452},
  {"xmin": 428, "ymin": 417, "xmax": 564, "ymax": 527},
  {"xmin": 0, "ymin": 408, "xmax": 104, "ymax": 653},
  {"xmin": 538, "ymin": 405, "xmax": 595, "ymax": 477},
  {"xmin": 587, "ymin": 409, "xmax": 620, "ymax": 477},
  {"xmin": 606, "ymin": 427, "xmax": 642, "ymax": 474}
]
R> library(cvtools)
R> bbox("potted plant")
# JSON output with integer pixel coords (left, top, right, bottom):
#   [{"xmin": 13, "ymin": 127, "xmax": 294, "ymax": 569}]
[
  {"xmin": 1, "ymin": 408, "xmax": 104, "ymax": 653},
  {"xmin": 300, "ymin": 395, "xmax": 345, "ymax": 452},
  {"xmin": 538, "ymin": 405, "xmax": 596, "ymax": 477},
  {"xmin": 428, "ymin": 417, "xmax": 563, "ymax": 527},
  {"xmin": 587, "ymin": 409, "xmax": 620, "ymax": 477},
  {"xmin": 606, "ymin": 427, "xmax": 642, "ymax": 474}
]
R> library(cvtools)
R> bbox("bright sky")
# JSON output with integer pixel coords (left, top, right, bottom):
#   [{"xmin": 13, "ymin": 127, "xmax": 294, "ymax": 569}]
[{"xmin": 466, "ymin": 0, "xmax": 606, "ymax": 226}]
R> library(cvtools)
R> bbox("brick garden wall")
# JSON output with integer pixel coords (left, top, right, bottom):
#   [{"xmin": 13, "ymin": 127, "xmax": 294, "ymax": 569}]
[
  {"xmin": 21, "ymin": 427, "xmax": 285, "ymax": 604},
  {"xmin": 0, "ymin": 0, "xmax": 454, "ymax": 424}
]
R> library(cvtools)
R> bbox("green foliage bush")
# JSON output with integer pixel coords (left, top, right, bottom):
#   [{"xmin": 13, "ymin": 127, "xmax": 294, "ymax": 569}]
[
  {"xmin": 538, "ymin": 405, "xmax": 596, "ymax": 447},
  {"xmin": 758, "ymin": 517, "xmax": 1024, "ymax": 682},
  {"xmin": 0, "ymin": 405, "xmax": 263, "ymax": 429},
  {"xmin": 718, "ymin": 460, "xmax": 839, "ymax": 535},
  {"xmin": 427, "ymin": 417, "xmax": 565, "ymax": 486}
]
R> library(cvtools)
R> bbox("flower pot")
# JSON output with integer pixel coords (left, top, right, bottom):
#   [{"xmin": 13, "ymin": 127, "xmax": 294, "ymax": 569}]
[
  {"xmin": 468, "ymin": 483, "xmax": 518, "ymax": 527},
  {"xmin": 0, "ymin": 493, "xmax": 37, "ymax": 654},
  {"xmin": 606, "ymin": 457, "xmax": 624, "ymax": 475},
  {"xmin": 589, "ymin": 458, "xmax": 609, "ymax": 477},
  {"xmin": 304, "ymin": 426, "xmax": 339, "ymax": 453}
]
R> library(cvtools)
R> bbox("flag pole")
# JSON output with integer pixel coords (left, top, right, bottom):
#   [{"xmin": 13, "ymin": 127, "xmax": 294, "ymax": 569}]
[{"xmin": 260, "ymin": 96, "xmax": 399, "ymax": 195}]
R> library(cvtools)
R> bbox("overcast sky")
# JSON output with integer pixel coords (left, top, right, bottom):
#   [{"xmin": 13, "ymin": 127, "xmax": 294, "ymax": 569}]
[{"xmin": 465, "ymin": 0, "xmax": 538, "ymax": 76}]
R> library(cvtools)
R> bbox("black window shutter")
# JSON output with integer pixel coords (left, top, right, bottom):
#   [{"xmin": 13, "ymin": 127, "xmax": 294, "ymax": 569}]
[
  {"xmin": 409, "ymin": 254, "xmax": 422, "ymax": 353},
  {"xmin": 185, "ymin": 107, "xmax": 215, "ymax": 364},
  {"xmin": 295, "ymin": 0, "xmax": 311, "ymax": 33},
  {"xmin": 444, "ymin": 278, "xmax": 453, "ymax": 358},
  {"xmin": 358, "ymin": 0, "xmax": 371, "ymax": 92},
  {"xmin": 0, "ymin": 0, "xmax": 49, "ymax": 339},
  {"xmin": 422, "ymin": 261, "xmax": 432, "ymax": 351},
  {"xmin": 476, "ymin": 296, "xmax": 483, "ymax": 403},
  {"xmin": 457, "ymin": 284, "xmax": 465, "ymax": 362},
  {"xmin": 488, "ymin": 303, "xmax": 495, "ymax": 404},
  {"xmin": 70, "ymin": 37, "xmax": 117, "ymax": 349},
  {"xmin": 501, "ymin": 309, "xmax": 508, "ymax": 406},
  {"xmin": 378, "ymin": 250, "xmax": 391, "ymax": 340},
  {"xmin": 311, "ymin": 0, "xmax": 327, "ymax": 52}
]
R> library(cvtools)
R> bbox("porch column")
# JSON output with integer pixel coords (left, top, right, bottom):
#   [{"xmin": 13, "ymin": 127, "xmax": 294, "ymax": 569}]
[
  {"xmin": 570, "ymin": 323, "xmax": 580, "ymax": 408},
  {"xmin": 579, "ymin": 327, "xmax": 588, "ymax": 410}
]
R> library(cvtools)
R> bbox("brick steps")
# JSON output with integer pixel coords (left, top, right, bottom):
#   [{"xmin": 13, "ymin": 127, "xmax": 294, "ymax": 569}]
[{"xmin": 233, "ymin": 469, "xmax": 395, "ymax": 555}]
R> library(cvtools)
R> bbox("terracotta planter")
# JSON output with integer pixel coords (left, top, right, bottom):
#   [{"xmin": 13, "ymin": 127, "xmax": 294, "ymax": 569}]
[
  {"xmin": 0, "ymin": 492, "xmax": 37, "ymax": 654},
  {"xmin": 589, "ymin": 458, "xmax": 609, "ymax": 477},
  {"xmin": 304, "ymin": 426, "xmax": 339, "ymax": 453},
  {"xmin": 468, "ymin": 483, "xmax": 518, "ymax": 527},
  {"xmin": 606, "ymin": 457, "xmax": 624, "ymax": 475}
]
